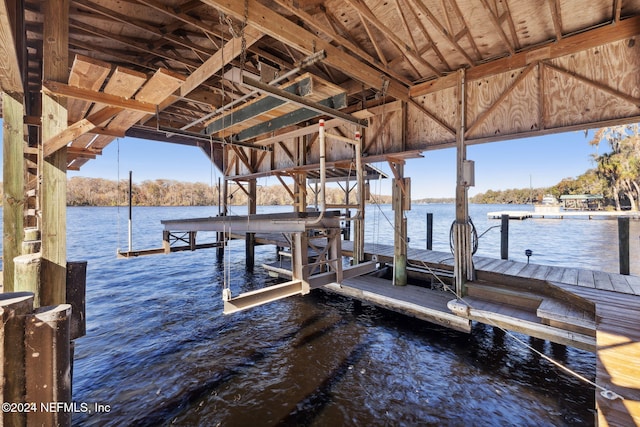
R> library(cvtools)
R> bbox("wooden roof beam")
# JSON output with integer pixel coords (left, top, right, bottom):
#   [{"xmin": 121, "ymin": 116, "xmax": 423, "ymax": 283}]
[
  {"xmin": 409, "ymin": 0, "xmax": 475, "ymax": 65},
  {"xmin": 547, "ymin": 0, "xmax": 563, "ymax": 41},
  {"xmin": 270, "ymin": 0, "xmax": 412, "ymax": 86},
  {"xmin": 69, "ymin": 19, "xmax": 201, "ymax": 69},
  {"xmin": 202, "ymin": 0, "xmax": 409, "ymax": 102},
  {"xmin": 71, "ymin": 0, "xmax": 216, "ymax": 57},
  {"xmin": 410, "ymin": 15, "xmax": 640, "ymax": 97}
]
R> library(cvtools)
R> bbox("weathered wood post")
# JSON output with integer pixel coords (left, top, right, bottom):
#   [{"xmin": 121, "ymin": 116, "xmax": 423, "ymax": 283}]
[
  {"xmin": 3, "ymin": 91, "xmax": 25, "ymax": 292},
  {"xmin": 392, "ymin": 161, "xmax": 408, "ymax": 286},
  {"xmin": 453, "ymin": 68, "xmax": 474, "ymax": 297},
  {"xmin": 618, "ymin": 216, "xmax": 630, "ymax": 275},
  {"xmin": 1, "ymin": 292, "xmax": 34, "ymax": 427},
  {"xmin": 25, "ymin": 304, "xmax": 72, "ymax": 427},
  {"xmin": 500, "ymin": 214, "xmax": 509, "ymax": 260},
  {"xmin": 14, "ymin": 253, "xmax": 42, "ymax": 308},
  {"xmin": 40, "ymin": 0, "xmax": 69, "ymax": 307},
  {"xmin": 426, "ymin": 212, "xmax": 433, "ymax": 250},
  {"xmin": 353, "ymin": 130, "xmax": 366, "ymax": 265},
  {"xmin": 217, "ymin": 177, "xmax": 227, "ymax": 262}
]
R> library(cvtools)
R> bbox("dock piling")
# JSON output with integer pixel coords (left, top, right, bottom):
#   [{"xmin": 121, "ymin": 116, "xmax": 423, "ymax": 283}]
[
  {"xmin": 500, "ymin": 214, "xmax": 509, "ymax": 260},
  {"xmin": 618, "ymin": 217, "xmax": 630, "ymax": 275},
  {"xmin": 426, "ymin": 212, "xmax": 433, "ymax": 250}
]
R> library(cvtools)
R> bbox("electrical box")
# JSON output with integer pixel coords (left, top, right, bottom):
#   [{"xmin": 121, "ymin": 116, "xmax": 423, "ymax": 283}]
[{"xmin": 463, "ymin": 160, "xmax": 475, "ymax": 187}]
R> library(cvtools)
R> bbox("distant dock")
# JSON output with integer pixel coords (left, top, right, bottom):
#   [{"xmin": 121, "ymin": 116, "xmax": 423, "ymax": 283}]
[{"xmin": 487, "ymin": 210, "xmax": 640, "ymax": 220}]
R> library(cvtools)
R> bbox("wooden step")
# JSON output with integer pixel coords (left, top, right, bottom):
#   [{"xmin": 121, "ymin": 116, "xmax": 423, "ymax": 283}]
[
  {"xmin": 465, "ymin": 282, "xmax": 543, "ymax": 310},
  {"xmin": 536, "ymin": 298, "xmax": 596, "ymax": 336},
  {"xmin": 459, "ymin": 296, "xmax": 596, "ymax": 352}
]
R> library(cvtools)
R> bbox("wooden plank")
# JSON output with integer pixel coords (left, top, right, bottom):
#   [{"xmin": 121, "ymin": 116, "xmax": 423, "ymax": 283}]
[
  {"xmin": 608, "ymin": 272, "xmax": 634, "ymax": 294},
  {"xmin": 67, "ymin": 55, "xmax": 111, "ymax": 122},
  {"xmin": 89, "ymin": 68, "xmax": 185, "ymax": 151},
  {"xmin": 577, "ymin": 269, "xmax": 596, "ymax": 288},
  {"xmin": 70, "ymin": 66, "xmax": 147, "ymax": 150},
  {"xmin": 42, "ymin": 81, "xmax": 158, "ymax": 114},
  {"xmin": 2, "ymin": 92, "xmax": 25, "ymax": 291},
  {"xmin": 40, "ymin": 0, "xmax": 69, "ymax": 306},
  {"xmin": 624, "ymin": 275, "xmax": 640, "ymax": 296},
  {"xmin": 0, "ymin": 0, "xmax": 23, "ymax": 94},
  {"xmin": 545, "ymin": 266, "xmax": 565, "ymax": 282},
  {"xmin": 560, "ymin": 268, "xmax": 579, "ymax": 285},
  {"xmin": 593, "ymin": 270, "xmax": 615, "ymax": 292}
]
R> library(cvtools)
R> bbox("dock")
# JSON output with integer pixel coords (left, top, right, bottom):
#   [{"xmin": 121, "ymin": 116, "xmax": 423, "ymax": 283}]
[
  {"xmin": 253, "ymin": 236, "xmax": 640, "ymax": 425},
  {"xmin": 488, "ymin": 210, "xmax": 640, "ymax": 220}
]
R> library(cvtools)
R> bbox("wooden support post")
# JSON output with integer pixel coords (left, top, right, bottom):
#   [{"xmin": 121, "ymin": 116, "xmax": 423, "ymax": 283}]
[
  {"xmin": 392, "ymin": 163, "xmax": 407, "ymax": 286},
  {"xmin": 246, "ymin": 179, "xmax": 257, "ymax": 270},
  {"xmin": 40, "ymin": 0, "xmax": 69, "ymax": 306},
  {"xmin": 426, "ymin": 212, "xmax": 433, "ymax": 250},
  {"xmin": 618, "ymin": 217, "xmax": 630, "ymax": 275},
  {"xmin": 3, "ymin": 92, "xmax": 25, "ymax": 292},
  {"xmin": 25, "ymin": 304, "xmax": 72, "ymax": 427},
  {"xmin": 1, "ymin": 292, "xmax": 34, "ymax": 427},
  {"xmin": 14, "ymin": 253, "xmax": 42, "ymax": 308},
  {"xmin": 353, "ymin": 130, "xmax": 365, "ymax": 264},
  {"xmin": 453, "ymin": 68, "xmax": 473, "ymax": 297},
  {"xmin": 500, "ymin": 214, "xmax": 509, "ymax": 260},
  {"xmin": 66, "ymin": 261, "xmax": 87, "ymax": 340},
  {"xmin": 291, "ymin": 232, "xmax": 309, "ymax": 294},
  {"xmin": 217, "ymin": 178, "xmax": 227, "ymax": 261}
]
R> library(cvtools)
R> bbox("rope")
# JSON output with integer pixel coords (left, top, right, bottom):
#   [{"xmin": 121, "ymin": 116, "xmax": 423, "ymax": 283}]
[
  {"xmin": 367, "ymin": 200, "xmax": 623, "ymax": 399},
  {"xmin": 116, "ymin": 138, "xmax": 121, "ymax": 251},
  {"xmin": 449, "ymin": 217, "xmax": 478, "ymax": 255}
]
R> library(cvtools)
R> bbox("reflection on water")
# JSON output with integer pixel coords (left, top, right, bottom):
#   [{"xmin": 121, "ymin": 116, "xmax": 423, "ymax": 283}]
[{"xmin": 63, "ymin": 205, "xmax": 628, "ymax": 426}]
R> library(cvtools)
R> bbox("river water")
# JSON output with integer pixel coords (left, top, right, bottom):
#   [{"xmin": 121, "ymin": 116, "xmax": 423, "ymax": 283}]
[{"xmin": 62, "ymin": 204, "xmax": 638, "ymax": 426}]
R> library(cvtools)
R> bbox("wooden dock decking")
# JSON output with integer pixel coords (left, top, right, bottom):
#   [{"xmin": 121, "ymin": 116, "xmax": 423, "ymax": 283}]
[{"xmin": 257, "ymin": 236, "xmax": 640, "ymax": 425}]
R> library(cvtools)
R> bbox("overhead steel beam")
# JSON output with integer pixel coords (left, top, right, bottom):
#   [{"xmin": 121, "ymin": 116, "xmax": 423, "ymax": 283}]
[
  {"xmin": 240, "ymin": 76, "xmax": 368, "ymax": 128},
  {"xmin": 234, "ymin": 92, "xmax": 346, "ymax": 141},
  {"xmin": 205, "ymin": 76, "xmax": 313, "ymax": 135}
]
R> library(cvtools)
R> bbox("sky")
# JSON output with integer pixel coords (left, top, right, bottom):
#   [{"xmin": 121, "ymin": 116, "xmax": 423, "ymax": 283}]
[{"xmin": 0, "ymin": 119, "xmax": 601, "ymax": 199}]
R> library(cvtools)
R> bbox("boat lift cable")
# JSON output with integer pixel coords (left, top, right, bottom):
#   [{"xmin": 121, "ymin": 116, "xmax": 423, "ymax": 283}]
[{"xmin": 367, "ymin": 198, "xmax": 625, "ymax": 402}]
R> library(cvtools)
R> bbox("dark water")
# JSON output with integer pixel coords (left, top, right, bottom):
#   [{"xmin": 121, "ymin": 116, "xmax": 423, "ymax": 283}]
[{"xmin": 63, "ymin": 204, "xmax": 639, "ymax": 426}]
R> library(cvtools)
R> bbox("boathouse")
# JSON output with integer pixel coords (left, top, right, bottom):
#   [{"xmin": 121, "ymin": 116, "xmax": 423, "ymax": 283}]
[{"xmin": 1, "ymin": 0, "xmax": 639, "ymax": 425}]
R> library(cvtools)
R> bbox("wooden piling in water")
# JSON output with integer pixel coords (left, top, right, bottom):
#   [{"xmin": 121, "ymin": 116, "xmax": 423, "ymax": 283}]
[
  {"xmin": 501, "ymin": 214, "xmax": 509, "ymax": 260},
  {"xmin": 1, "ymin": 292, "xmax": 34, "ymax": 427},
  {"xmin": 426, "ymin": 213, "xmax": 433, "ymax": 250},
  {"xmin": 618, "ymin": 217, "xmax": 629, "ymax": 275},
  {"xmin": 25, "ymin": 304, "xmax": 72, "ymax": 427}
]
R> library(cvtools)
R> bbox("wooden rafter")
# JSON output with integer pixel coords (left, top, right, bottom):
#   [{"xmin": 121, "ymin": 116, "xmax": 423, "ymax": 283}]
[
  {"xmin": 393, "ymin": 0, "xmax": 418, "ymax": 54},
  {"xmin": 345, "ymin": 0, "xmax": 441, "ymax": 77},
  {"xmin": 547, "ymin": 0, "xmax": 563, "ymax": 41},
  {"xmin": 270, "ymin": 0, "xmax": 411, "ymax": 86},
  {"xmin": 403, "ymin": 0, "xmax": 451, "ymax": 72},
  {"xmin": 71, "ymin": 1, "xmax": 215, "ymax": 57},
  {"xmin": 358, "ymin": 10, "xmax": 387, "ymax": 66},
  {"xmin": 202, "ymin": 0, "xmax": 409, "ymax": 101},
  {"xmin": 409, "ymin": 0, "xmax": 475, "ymax": 65},
  {"xmin": 478, "ymin": 0, "xmax": 514, "ymax": 54}
]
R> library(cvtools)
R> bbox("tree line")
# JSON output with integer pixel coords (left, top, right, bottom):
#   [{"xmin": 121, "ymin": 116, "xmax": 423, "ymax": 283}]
[
  {"xmin": 65, "ymin": 176, "xmax": 392, "ymax": 207},
  {"xmin": 472, "ymin": 125, "xmax": 640, "ymax": 210}
]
